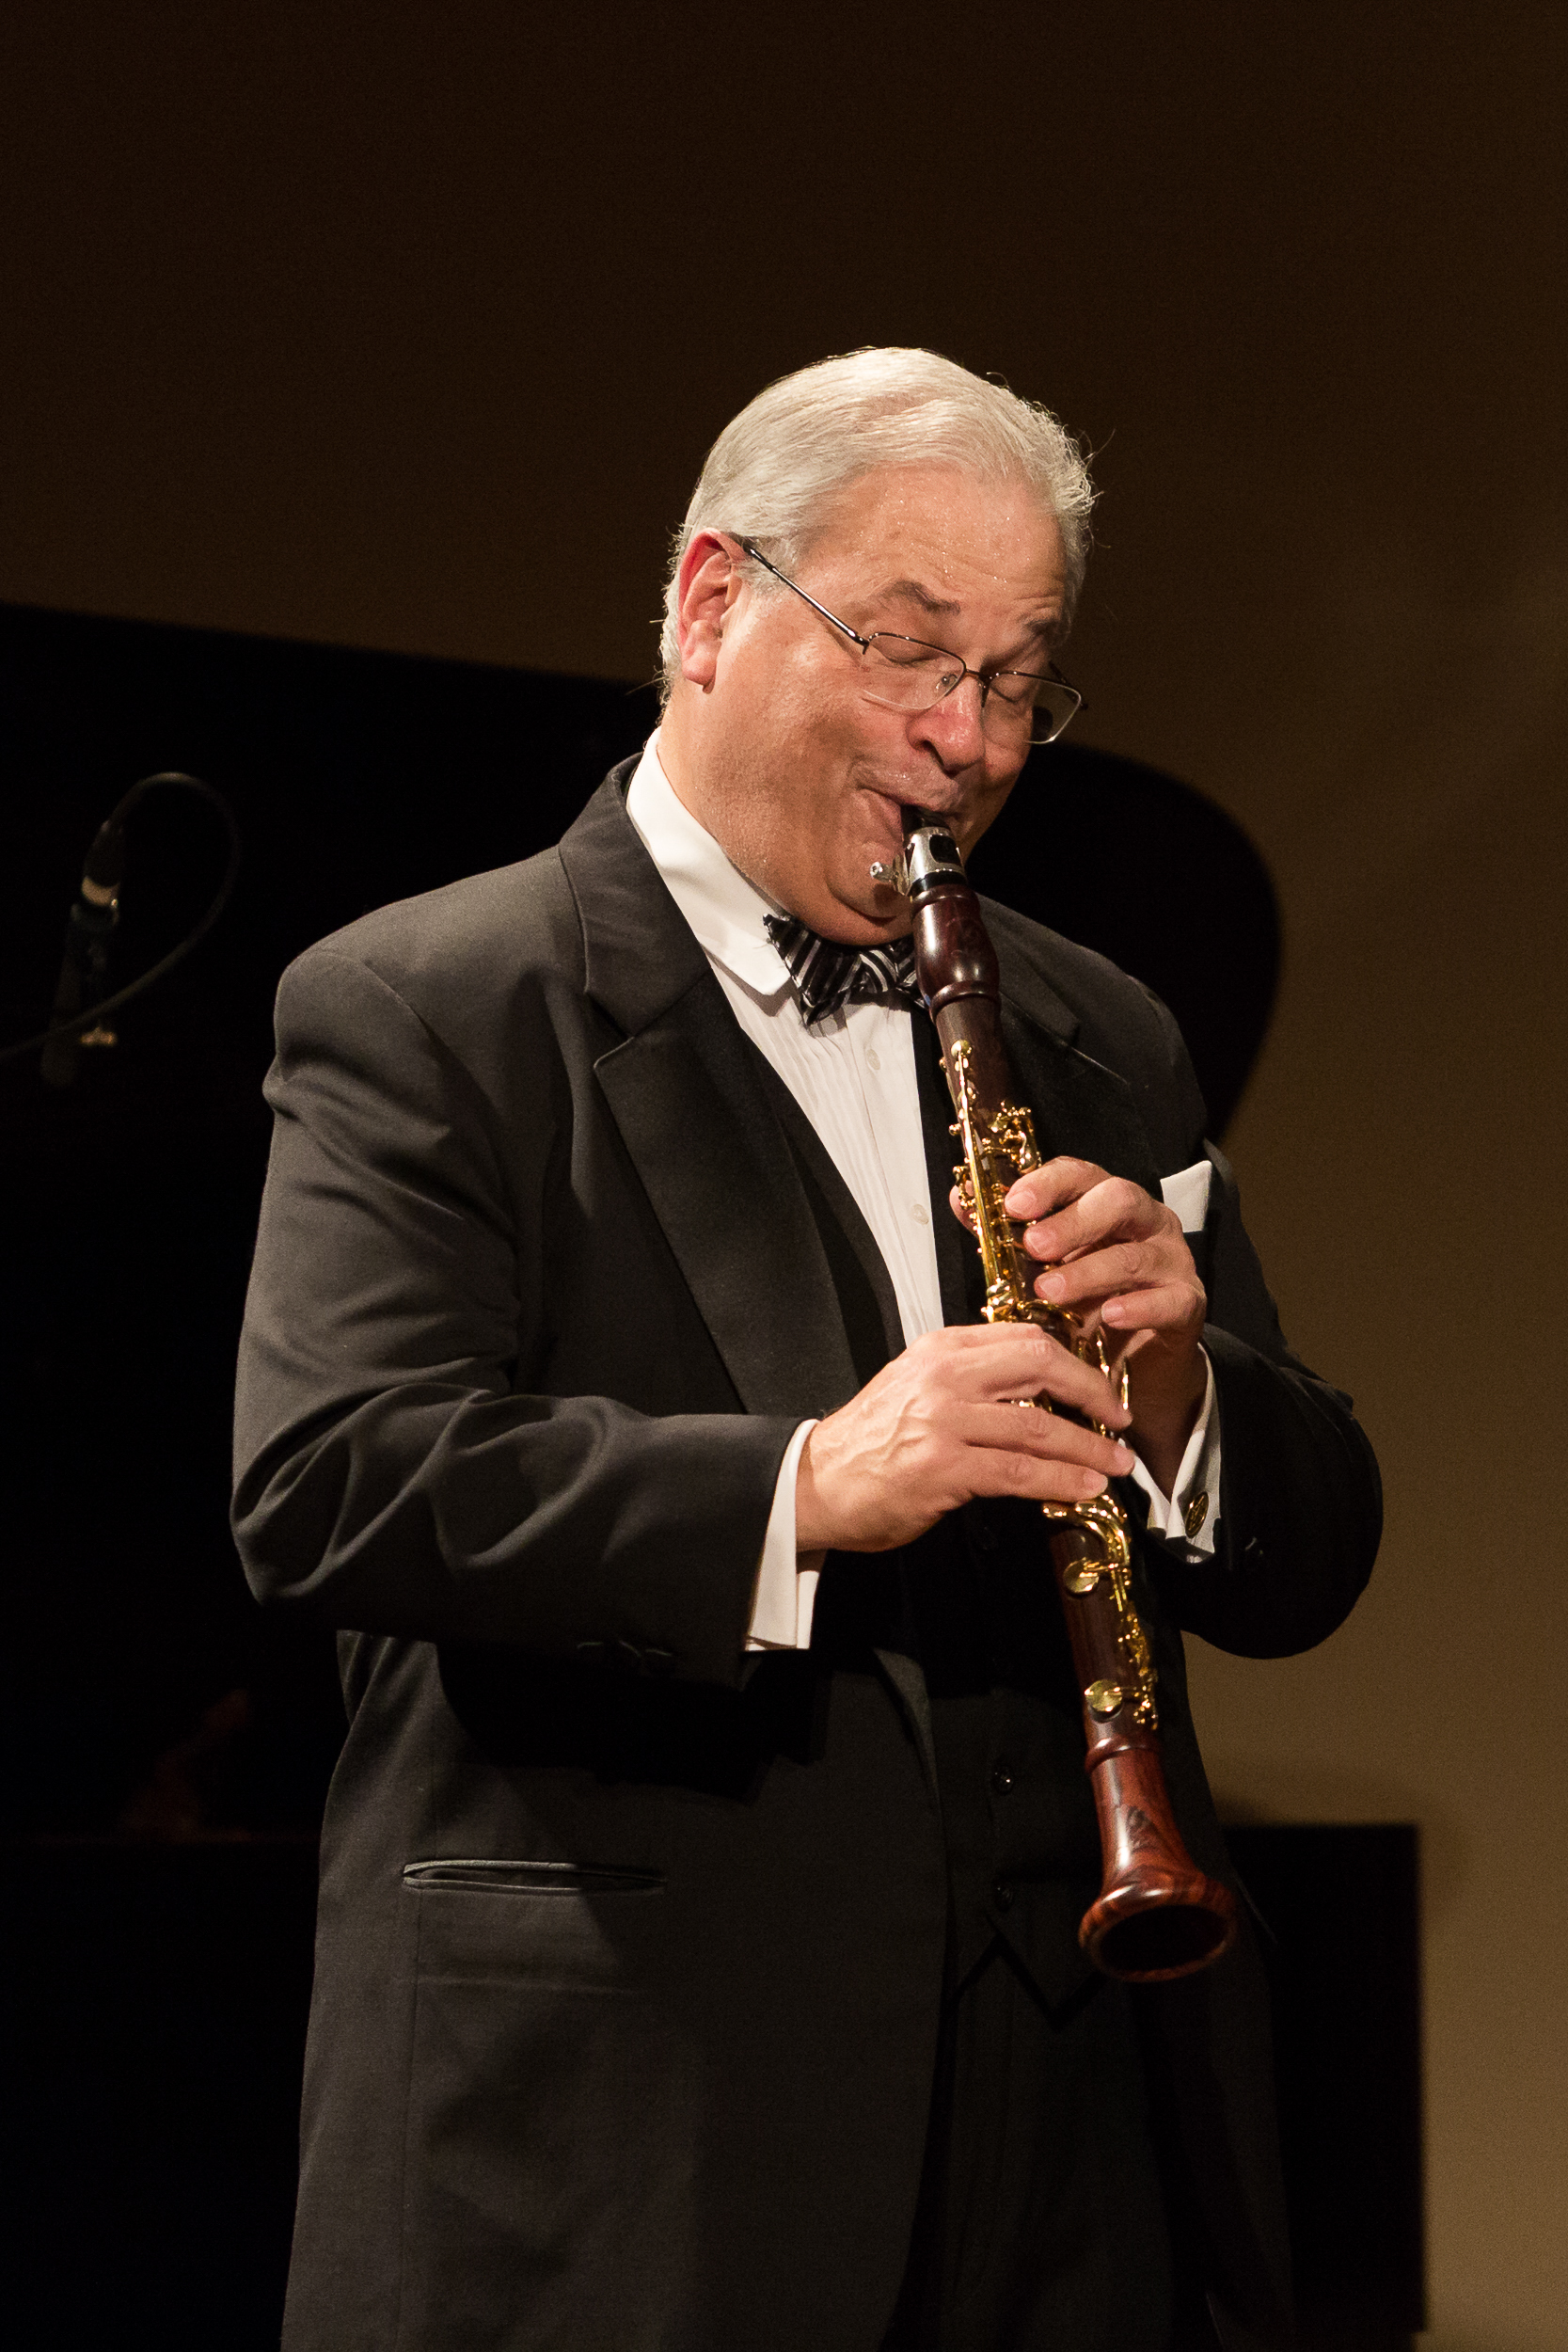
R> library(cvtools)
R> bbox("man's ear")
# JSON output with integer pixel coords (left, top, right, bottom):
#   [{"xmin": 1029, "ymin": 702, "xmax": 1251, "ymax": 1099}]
[{"xmin": 675, "ymin": 532, "xmax": 743, "ymax": 689}]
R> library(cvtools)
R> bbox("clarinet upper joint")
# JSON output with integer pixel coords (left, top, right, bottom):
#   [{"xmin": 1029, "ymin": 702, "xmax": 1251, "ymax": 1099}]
[{"xmin": 948, "ymin": 1041, "xmax": 1159, "ymax": 1730}]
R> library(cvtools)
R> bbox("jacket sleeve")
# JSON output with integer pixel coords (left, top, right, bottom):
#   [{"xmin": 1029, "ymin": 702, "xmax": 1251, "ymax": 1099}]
[
  {"xmin": 1071, "ymin": 968, "xmax": 1381, "ymax": 1658},
  {"xmin": 1146, "ymin": 1135, "xmax": 1383, "ymax": 1658},
  {"xmin": 230, "ymin": 946, "xmax": 797, "ymax": 1688}
]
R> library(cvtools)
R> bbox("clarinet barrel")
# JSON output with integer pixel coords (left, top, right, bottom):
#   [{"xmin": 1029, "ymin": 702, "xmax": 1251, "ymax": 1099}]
[{"xmin": 901, "ymin": 809, "xmax": 1236, "ymax": 1983}]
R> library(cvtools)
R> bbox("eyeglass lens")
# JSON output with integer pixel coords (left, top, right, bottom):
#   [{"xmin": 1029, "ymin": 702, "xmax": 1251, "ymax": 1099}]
[{"xmin": 859, "ymin": 638, "xmax": 1079, "ymax": 745}]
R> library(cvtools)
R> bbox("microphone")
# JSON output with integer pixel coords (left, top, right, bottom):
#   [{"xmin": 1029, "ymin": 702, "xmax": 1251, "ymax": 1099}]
[
  {"xmin": 40, "ymin": 815, "xmax": 126, "ymax": 1089},
  {"xmin": 0, "ymin": 771, "xmax": 240, "ymax": 1085}
]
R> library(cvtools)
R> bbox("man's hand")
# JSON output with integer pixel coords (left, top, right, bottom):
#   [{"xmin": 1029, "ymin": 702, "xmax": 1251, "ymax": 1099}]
[
  {"xmin": 967, "ymin": 1157, "xmax": 1208, "ymax": 1497},
  {"xmin": 794, "ymin": 1323, "xmax": 1134, "ymax": 1553}
]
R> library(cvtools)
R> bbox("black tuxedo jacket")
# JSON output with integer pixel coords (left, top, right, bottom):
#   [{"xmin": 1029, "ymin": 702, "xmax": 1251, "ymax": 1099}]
[{"xmin": 232, "ymin": 766, "xmax": 1380, "ymax": 2352}]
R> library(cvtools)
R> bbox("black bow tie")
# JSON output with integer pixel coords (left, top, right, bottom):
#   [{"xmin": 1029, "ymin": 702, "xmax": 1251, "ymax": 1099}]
[{"xmin": 764, "ymin": 914, "xmax": 924, "ymax": 1028}]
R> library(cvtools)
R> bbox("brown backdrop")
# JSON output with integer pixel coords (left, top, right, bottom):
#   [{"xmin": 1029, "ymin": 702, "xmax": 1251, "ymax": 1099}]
[{"xmin": 5, "ymin": 8, "xmax": 1565, "ymax": 2344}]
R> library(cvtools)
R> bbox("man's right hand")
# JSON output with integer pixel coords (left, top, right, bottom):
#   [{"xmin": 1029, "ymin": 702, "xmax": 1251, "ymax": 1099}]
[{"xmin": 793, "ymin": 1323, "xmax": 1135, "ymax": 1554}]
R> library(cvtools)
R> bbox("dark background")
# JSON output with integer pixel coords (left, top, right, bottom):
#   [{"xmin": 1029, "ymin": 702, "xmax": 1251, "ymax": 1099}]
[{"xmin": 3, "ymin": 5, "xmax": 1565, "ymax": 2344}]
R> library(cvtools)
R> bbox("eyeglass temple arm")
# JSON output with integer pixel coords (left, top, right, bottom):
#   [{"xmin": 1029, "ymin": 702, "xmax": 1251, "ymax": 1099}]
[{"xmin": 734, "ymin": 537, "xmax": 869, "ymax": 650}]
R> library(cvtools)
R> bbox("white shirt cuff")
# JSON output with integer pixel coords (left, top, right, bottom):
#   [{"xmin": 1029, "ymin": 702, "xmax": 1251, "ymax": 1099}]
[
  {"xmin": 744, "ymin": 1420, "xmax": 824, "ymax": 1651},
  {"xmin": 1129, "ymin": 1349, "xmax": 1220, "ymax": 1554}
]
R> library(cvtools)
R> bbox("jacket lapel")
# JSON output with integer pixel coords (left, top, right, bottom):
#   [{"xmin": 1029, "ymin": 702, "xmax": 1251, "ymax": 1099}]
[
  {"xmin": 559, "ymin": 772, "xmax": 863, "ymax": 1420},
  {"xmin": 981, "ymin": 888, "xmax": 1166, "ymax": 1200},
  {"xmin": 999, "ymin": 1006, "xmax": 1166, "ymax": 1200}
]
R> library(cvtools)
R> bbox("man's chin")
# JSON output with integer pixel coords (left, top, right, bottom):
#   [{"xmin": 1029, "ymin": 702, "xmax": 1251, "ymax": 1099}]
[{"xmin": 815, "ymin": 879, "xmax": 913, "ymax": 946}]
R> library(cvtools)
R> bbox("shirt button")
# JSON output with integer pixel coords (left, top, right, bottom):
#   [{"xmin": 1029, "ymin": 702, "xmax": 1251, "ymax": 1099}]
[
  {"xmin": 1184, "ymin": 1488, "xmax": 1210, "ymax": 1538},
  {"xmin": 990, "ymin": 1759, "xmax": 1015, "ymax": 1797},
  {"xmin": 991, "ymin": 1876, "xmax": 1015, "ymax": 1912},
  {"xmin": 910, "ymin": 1203, "xmax": 929, "ymax": 1225},
  {"xmin": 865, "ymin": 1046, "xmax": 881, "ymax": 1072}
]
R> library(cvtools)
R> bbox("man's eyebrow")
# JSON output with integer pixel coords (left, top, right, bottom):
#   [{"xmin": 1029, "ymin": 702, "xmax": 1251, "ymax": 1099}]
[
  {"xmin": 875, "ymin": 577, "xmax": 963, "ymax": 617},
  {"xmin": 873, "ymin": 577, "xmax": 1063, "ymax": 649}
]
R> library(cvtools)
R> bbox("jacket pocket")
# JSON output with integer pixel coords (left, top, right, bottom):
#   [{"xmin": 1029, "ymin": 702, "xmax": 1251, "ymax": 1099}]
[{"xmin": 402, "ymin": 1857, "xmax": 665, "ymax": 1897}]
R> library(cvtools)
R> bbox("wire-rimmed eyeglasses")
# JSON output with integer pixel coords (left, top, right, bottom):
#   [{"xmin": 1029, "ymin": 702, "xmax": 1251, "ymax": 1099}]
[{"xmin": 736, "ymin": 536, "xmax": 1084, "ymax": 747}]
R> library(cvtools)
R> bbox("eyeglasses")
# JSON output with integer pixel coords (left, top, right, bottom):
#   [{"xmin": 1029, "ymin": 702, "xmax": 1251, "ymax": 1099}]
[{"xmin": 736, "ymin": 536, "xmax": 1084, "ymax": 747}]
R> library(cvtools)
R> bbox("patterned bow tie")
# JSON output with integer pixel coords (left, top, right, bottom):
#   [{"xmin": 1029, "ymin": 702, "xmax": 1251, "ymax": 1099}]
[{"xmin": 764, "ymin": 914, "xmax": 925, "ymax": 1027}]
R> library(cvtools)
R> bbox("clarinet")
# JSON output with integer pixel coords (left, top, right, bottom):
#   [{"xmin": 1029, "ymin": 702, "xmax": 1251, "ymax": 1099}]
[{"xmin": 894, "ymin": 808, "xmax": 1237, "ymax": 1982}]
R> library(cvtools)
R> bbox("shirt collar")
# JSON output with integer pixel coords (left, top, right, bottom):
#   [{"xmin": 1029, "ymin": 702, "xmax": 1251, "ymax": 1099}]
[{"xmin": 624, "ymin": 732, "xmax": 792, "ymax": 999}]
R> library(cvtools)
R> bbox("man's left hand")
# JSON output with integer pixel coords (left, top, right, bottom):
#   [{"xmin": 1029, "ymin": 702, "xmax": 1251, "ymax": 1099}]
[{"xmin": 951, "ymin": 1156, "xmax": 1208, "ymax": 1498}]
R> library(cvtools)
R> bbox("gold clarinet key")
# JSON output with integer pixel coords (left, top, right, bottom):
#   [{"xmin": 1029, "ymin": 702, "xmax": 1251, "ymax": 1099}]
[
  {"xmin": 1085, "ymin": 1679, "xmax": 1124, "ymax": 1718},
  {"xmin": 1063, "ymin": 1561, "xmax": 1101, "ymax": 1595}
]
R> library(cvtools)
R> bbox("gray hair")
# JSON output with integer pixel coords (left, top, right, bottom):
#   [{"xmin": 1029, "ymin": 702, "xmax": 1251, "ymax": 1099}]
[{"xmin": 657, "ymin": 346, "xmax": 1095, "ymax": 695}]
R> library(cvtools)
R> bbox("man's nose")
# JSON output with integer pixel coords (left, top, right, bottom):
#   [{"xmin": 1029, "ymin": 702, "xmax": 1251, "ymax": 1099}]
[{"xmin": 909, "ymin": 673, "xmax": 989, "ymax": 771}]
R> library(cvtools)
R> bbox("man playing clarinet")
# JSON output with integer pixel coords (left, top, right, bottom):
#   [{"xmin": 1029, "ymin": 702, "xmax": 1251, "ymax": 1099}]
[{"xmin": 233, "ymin": 346, "xmax": 1381, "ymax": 2351}]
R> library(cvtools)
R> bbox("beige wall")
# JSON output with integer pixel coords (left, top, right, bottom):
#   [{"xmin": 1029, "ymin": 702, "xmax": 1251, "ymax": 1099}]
[{"xmin": 6, "ymin": 7, "xmax": 1564, "ymax": 2342}]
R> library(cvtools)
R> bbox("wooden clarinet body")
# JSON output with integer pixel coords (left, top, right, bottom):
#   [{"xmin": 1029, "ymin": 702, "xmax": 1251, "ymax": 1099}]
[{"xmin": 900, "ymin": 808, "xmax": 1236, "ymax": 1982}]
